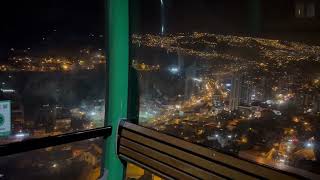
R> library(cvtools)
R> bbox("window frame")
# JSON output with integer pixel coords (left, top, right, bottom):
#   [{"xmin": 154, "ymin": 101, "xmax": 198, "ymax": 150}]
[
  {"xmin": 0, "ymin": 127, "xmax": 111, "ymax": 157},
  {"xmin": 124, "ymin": 1, "xmax": 320, "ymax": 179},
  {"xmin": 2, "ymin": 0, "xmax": 319, "ymax": 179}
]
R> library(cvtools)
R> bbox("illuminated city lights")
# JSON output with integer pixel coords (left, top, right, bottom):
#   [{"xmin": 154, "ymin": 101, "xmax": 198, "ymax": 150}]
[
  {"xmin": 134, "ymin": 29, "xmax": 320, "ymax": 176},
  {"xmin": 168, "ymin": 67, "xmax": 179, "ymax": 74},
  {"xmin": 306, "ymin": 142, "xmax": 314, "ymax": 148},
  {"xmin": 192, "ymin": 78, "xmax": 203, "ymax": 82},
  {"xmin": 15, "ymin": 133, "xmax": 26, "ymax": 138}
]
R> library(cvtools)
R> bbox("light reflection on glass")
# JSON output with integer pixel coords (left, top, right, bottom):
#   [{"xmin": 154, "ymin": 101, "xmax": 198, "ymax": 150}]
[{"xmin": 130, "ymin": 0, "xmax": 320, "ymax": 176}]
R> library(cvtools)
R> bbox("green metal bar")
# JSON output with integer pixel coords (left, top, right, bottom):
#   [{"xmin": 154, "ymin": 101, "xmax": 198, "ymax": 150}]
[{"xmin": 104, "ymin": 0, "xmax": 129, "ymax": 179}]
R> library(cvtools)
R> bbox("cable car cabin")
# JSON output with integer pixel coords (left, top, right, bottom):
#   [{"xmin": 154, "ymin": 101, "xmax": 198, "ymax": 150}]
[{"xmin": 1, "ymin": 0, "xmax": 320, "ymax": 179}]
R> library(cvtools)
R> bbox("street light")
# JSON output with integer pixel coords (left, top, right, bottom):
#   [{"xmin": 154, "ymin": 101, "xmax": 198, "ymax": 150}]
[
  {"xmin": 306, "ymin": 142, "xmax": 314, "ymax": 148},
  {"xmin": 192, "ymin": 78, "xmax": 203, "ymax": 82},
  {"xmin": 168, "ymin": 67, "xmax": 179, "ymax": 74}
]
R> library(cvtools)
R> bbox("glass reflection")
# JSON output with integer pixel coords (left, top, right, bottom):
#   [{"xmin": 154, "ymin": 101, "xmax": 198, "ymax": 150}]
[
  {"xmin": 0, "ymin": 138, "xmax": 103, "ymax": 180},
  {"xmin": 0, "ymin": 0, "xmax": 106, "ymax": 144},
  {"xmin": 131, "ymin": 0, "xmax": 320, "ymax": 175}
]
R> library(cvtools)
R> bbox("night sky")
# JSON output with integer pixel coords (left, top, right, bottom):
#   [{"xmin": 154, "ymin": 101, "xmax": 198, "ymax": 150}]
[
  {"xmin": 0, "ymin": 0, "xmax": 319, "ymax": 58},
  {"xmin": 132, "ymin": 0, "xmax": 320, "ymax": 44},
  {"xmin": 0, "ymin": 0, "xmax": 105, "ymax": 58},
  {"xmin": 132, "ymin": 0, "xmax": 254, "ymax": 34}
]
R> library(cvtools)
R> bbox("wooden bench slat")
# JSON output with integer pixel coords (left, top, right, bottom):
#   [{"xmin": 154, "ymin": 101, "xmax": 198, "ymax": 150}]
[
  {"xmin": 121, "ymin": 122, "xmax": 300, "ymax": 180},
  {"xmin": 121, "ymin": 137, "xmax": 226, "ymax": 180},
  {"xmin": 121, "ymin": 129, "xmax": 257, "ymax": 180},
  {"xmin": 119, "ymin": 146, "xmax": 198, "ymax": 180}
]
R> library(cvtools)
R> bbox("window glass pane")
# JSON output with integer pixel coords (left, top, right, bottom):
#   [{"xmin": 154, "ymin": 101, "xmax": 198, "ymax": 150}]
[
  {"xmin": 130, "ymin": 0, "xmax": 320, "ymax": 176},
  {"xmin": 0, "ymin": 138, "xmax": 104, "ymax": 180},
  {"xmin": 306, "ymin": 3, "xmax": 315, "ymax": 17},
  {"xmin": 0, "ymin": 0, "xmax": 106, "ymax": 144}
]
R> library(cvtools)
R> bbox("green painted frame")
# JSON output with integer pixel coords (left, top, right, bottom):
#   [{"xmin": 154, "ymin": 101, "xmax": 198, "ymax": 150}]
[{"xmin": 103, "ymin": 0, "xmax": 129, "ymax": 179}]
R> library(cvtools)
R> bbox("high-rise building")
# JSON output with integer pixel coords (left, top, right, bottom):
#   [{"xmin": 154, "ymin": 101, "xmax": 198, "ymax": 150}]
[
  {"xmin": 12, "ymin": 103, "xmax": 25, "ymax": 133},
  {"xmin": 239, "ymin": 76, "xmax": 252, "ymax": 106},
  {"xmin": 184, "ymin": 63, "xmax": 197, "ymax": 100},
  {"xmin": 229, "ymin": 74, "xmax": 241, "ymax": 110}
]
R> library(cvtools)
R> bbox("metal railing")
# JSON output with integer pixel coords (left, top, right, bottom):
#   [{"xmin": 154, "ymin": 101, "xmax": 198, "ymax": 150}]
[{"xmin": 0, "ymin": 126, "xmax": 112, "ymax": 156}]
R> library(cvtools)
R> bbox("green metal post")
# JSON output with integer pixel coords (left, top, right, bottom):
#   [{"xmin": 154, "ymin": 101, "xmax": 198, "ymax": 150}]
[{"xmin": 104, "ymin": 0, "xmax": 129, "ymax": 179}]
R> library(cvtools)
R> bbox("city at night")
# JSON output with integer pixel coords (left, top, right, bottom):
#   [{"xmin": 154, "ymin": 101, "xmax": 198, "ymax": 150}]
[
  {"xmin": 0, "ymin": 0, "xmax": 106, "ymax": 179},
  {"xmin": 129, "ymin": 0, "xmax": 320, "ymax": 179},
  {"xmin": 1, "ymin": 0, "xmax": 320, "ymax": 179}
]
